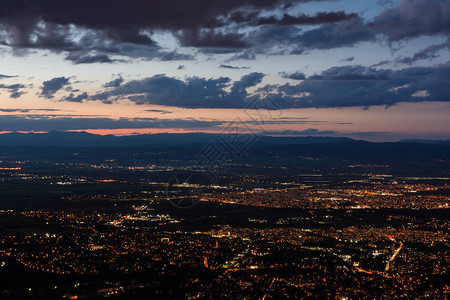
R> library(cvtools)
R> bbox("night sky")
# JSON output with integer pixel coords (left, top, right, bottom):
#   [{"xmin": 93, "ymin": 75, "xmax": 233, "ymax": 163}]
[{"xmin": 0, "ymin": 0, "xmax": 449, "ymax": 141}]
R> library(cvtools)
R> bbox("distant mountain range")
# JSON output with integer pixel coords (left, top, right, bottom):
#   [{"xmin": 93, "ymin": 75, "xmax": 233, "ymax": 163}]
[
  {"xmin": 399, "ymin": 139, "xmax": 450, "ymax": 145},
  {"xmin": 0, "ymin": 131, "xmax": 355, "ymax": 147},
  {"xmin": 0, "ymin": 131, "xmax": 448, "ymax": 147},
  {"xmin": 0, "ymin": 132, "xmax": 448, "ymax": 175}
]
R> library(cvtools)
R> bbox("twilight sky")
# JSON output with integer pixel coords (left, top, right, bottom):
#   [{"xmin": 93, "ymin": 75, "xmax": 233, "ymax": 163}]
[{"xmin": 0, "ymin": 0, "xmax": 449, "ymax": 141}]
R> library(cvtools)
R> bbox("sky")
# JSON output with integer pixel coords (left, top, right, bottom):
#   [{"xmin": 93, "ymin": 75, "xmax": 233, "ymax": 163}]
[{"xmin": 0, "ymin": 0, "xmax": 449, "ymax": 141}]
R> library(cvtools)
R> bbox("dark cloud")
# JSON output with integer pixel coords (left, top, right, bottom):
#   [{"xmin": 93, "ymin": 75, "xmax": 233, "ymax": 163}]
[
  {"xmin": 372, "ymin": 60, "xmax": 391, "ymax": 67},
  {"xmin": 66, "ymin": 53, "xmax": 116, "ymax": 64},
  {"xmin": 90, "ymin": 72, "xmax": 264, "ymax": 108},
  {"xmin": 0, "ymin": 83, "xmax": 26, "ymax": 99},
  {"xmin": 144, "ymin": 109, "xmax": 173, "ymax": 115},
  {"xmin": 41, "ymin": 77, "xmax": 70, "ymax": 98},
  {"xmin": 59, "ymin": 32, "xmax": 192, "ymax": 62},
  {"xmin": 0, "ymin": 0, "xmax": 377, "ymax": 60},
  {"xmin": 227, "ymin": 10, "xmax": 357, "ymax": 27},
  {"xmin": 104, "ymin": 77, "xmax": 124, "ymax": 88},
  {"xmin": 1, "ymin": 83, "xmax": 27, "ymax": 90},
  {"xmin": 231, "ymin": 72, "xmax": 264, "ymax": 93},
  {"xmin": 0, "ymin": 114, "xmax": 225, "ymax": 131},
  {"xmin": 0, "ymin": 0, "xmax": 296, "ymax": 56},
  {"xmin": 67, "ymin": 63, "xmax": 450, "ymax": 109},
  {"xmin": 267, "ymin": 64, "xmax": 450, "ymax": 108},
  {"xmin": 373, "ymin": 0, "xmax": 450, "ymax": 41},
  {"xmin": 280, "ymin": 72, "xmax": 306, "ymax": 80},
  {"xmin": 0, "ymin": 0, "xmax": 291, "ymax": 34},
  {"xmin": 247, "ymin": 25, "xmax": 303, "ymax": 48},
  {"xmin": 202, "ymin": 48, "xmax": 244, "ymax": 55},
  {"xmin": 0, "ymin": 83, "xmax": 24, "ymax": 89},
  {"xmin": 220, "ymin": 64, "xmax": 250, "ymax": 69},
  {"xmin": 309, "ymin": 65, "xmax": 391, "ymax": 80},
  {"xmin": 0, "ymin": 108, "xmax": 63, "ymax": 113},
  {"xmin": 64, "ymin": 92, "xmax": 88, "ymax": 103},
  {"xmin": 0, "ymin": 0, "xmax": 448, "ymax": 65},
  {"xmin": 254, "ymin": 11, "xmax": 358, "ymax": 26},
  {"xmin": 263, "ymin": 128, "xmax": 339, "ymax": 135},
  {"xmin": 60, "ymin": 32, "xmax": 158, "ymax": 60},
  {"xmin": 292, "ymin": 17, "xmax": 374, "ymax": 50},
  {"xmin": 226, "ymin": 1, "xmax": 450, "ymax": 56},
  {"xmin": 177, "ymin": 29, "xmax": 248, "ymax": 49},
  {"xmin": 244, "ymin": 119, "xmax": 327, "ymax": 125},
  {"xmin": 0, "ymin": 74, "xmax": 17, "ymax": 79},
  {"xmin": 159, "ymin": 51, "xmax": 195, "ymax": 61},
  {"xmin": 9, "ymin": 90, "xmax": 26, "ymax": 99},
  {"xmin": 233, "ymin": 16, "xmax": 373, "ymax": 58},
  {"xmin": 340, "ymin": 57, "xmax": 355, "ymax": 62},
  {"xmin": 0, "ymin": 113, "xmax": 346, "ymax": 132},
  {"xmin": 378, "ymin": 0, "xmax": 394, "ymax": 6},
  {"xmin": 397, "ymin": 38, "xmax": 450, "ymax": 64},
  {"xmin": 229, "ymin": 50, "xmax": 258, "ymax": 61}
]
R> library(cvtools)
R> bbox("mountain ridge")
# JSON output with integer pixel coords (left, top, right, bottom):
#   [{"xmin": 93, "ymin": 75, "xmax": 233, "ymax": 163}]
[{"xmin": 0, "ymin": 131, "xmax": 356, "ymax": 147}]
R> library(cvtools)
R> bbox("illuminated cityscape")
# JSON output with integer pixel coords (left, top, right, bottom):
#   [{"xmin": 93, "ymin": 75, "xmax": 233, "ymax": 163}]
[
  {"xmin": 0, "ymin": 147, "xmax": 448, "ymax": 298},
  {"xmin": 1, "ymin": 0, "xmax": 450, "ymax": 298}
]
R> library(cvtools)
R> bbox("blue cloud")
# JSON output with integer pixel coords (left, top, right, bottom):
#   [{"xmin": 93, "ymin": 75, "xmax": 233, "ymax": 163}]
[
  {"xmin": 91, "ymin": 73, "xmax": 265, "ymax": 108},
  {"xmin": 41, "ymin": 77, "xmax": 70, "ymax": 99}
]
